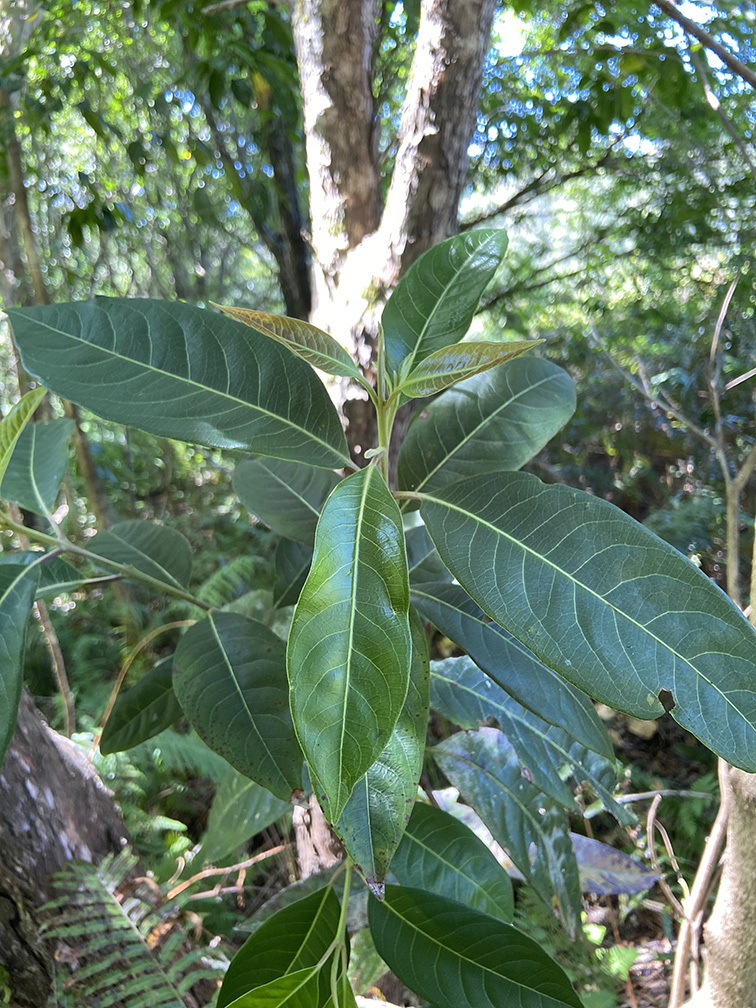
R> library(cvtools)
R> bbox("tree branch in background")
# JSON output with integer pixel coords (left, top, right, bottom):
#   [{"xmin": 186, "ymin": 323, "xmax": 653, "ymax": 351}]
[{"xmin": 654, "ymin": 0, "xmax": 756, "ymax": 90}]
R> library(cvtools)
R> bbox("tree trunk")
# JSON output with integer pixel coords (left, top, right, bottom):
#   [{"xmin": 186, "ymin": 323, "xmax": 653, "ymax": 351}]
[{"xmin": 0, "ymin": 691, "xmax": 134, "ymax": 1008}]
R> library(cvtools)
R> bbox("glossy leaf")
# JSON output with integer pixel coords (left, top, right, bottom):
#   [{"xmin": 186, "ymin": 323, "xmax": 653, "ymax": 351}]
[
  {"xmin": 88, "ymin": 520, "xmax": 192, "ymax": 588},
  {"xmin": 405, "ymin": 524, "xmax": 453, "ymax": 586},
  {"xmin": 174, "ymin": 611, "xmax": 303, "ymax": 801},
  {"xmin": 0, "ymin": 563, "xmax": 40, "ymax": 761},
  {"xmin": 571, "ymin": 834, "xmax": 657, "ymax": 896},
  {"xmin": 391, "ymin": 802, "xmax": 514, "ymax": 922},
  {"xmin": 215, "ymin": 305, "xmax": 365, "ymax": 383},
  {"xmin": 201, "ymin": 768, "xmax": 291, "ymax": 864},
  {"xmin": 334, "ymin": 609, "xmax": 430, "ymax": 890},
  {"xmin": 382, "ymin": 229, "xmax": 509, "ymax": 376},
  {"xmin": 0, "ymin": 551, "xmax": 84, "ymax": 599},
  {"xmin": 218, "ymin": 887, "xmax": 341, "ymax": 1008},
  {"xmin": 288, "ymin": 466, "xmax": 412, "ymax": 821},
  {"xmin": 0, "ymin": 387, "xmax": 47, "ymax": 486},
  {"xmin": 273, "ymin": 539, "xmax": 312, "ymax": 608},
  {"xmin": 421, "ymin": 471, "xmax": 756, "ymax": 771},
  {"xmin": 432, "ymin": 727, "xmax": 582, "ymax": 936},
  {"xmin": 430, "ymin": 655, "xmax": 628, "ymax": 822},
  {"xmin": 412, "ymin": 581, "xmax": 611, "ymax": 758},
  {"xmin": 234, "ymin": 457, "xmax": 341, "ymax": 545},
  {"xmin": 369, "ymin": 885, "xmax": 583, "ymax": 1008},
  {"xmin": 8, "ymin": 298, "xmax": 350, "ymax": 469},
  {"xmin": 398, "ymin": 356, "xmax": 575, "ymax": 496},
  {"xmin": 99, "ymin": 657, "xmax": 182, "ymax": 754},
  {"xmin": 398, "ymin": 340, "xmax": 539, "ymax": 398},
  {"xmin": 0, "ymin": 418, "xmax": 74, "ymax": 516}
]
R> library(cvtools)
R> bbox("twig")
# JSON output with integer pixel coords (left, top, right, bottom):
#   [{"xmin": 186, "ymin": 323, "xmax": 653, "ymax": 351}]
[
  {"xmin": 167, "ymin": 843, "xmax": 291, "ymax": 900},
  {"xmin": 647, "ymin": 794, "xmax": 685, "ymax": 918},
  {"xmin": 653, "ymin": 0, "xmax": 756, "ymax": 90}
]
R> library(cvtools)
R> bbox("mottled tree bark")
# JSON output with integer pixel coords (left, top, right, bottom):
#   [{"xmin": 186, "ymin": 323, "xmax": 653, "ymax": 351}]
[{"xmin": 0, "ymin": 692, "xmax": 133, "ymax": 1007}]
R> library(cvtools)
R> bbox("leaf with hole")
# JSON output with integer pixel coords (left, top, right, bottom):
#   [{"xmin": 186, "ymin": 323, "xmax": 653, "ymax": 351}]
[
  {"xmin": 0, "ymin": 418, "xmax": 73, "ymax": 516},
  {"xmin": 89, "ymin": 520, "xmax": 192, "ymax": 589},
  {"xmin": 174, "ymin": 611, "xmax": 303, "ymax": 801},
  {"xmin": 431, "ymin": 727, "xmax": 582, "ymax": 936},
  {"xmin": 0, "ymin": 387, "xmax": 47, "ymax": 487},
  {"xmin": 288, "ymin": 466, "xmax": 411, "ymax": 821},
  {"xmin": 430, "ymin": 655, "xmax": 627, "ymax": 822},
  {"xmin": 215, "ymin": 305, "xmax": 365, "ymax": 383},
  {"xmin": 217, "ymin": 886, "xmax": 341, "ymax": 1008},
  {"xmin": 333, "ymin": 609, "xmax": 430, "ymax": 890},
  {"xmin": 391, "ymin": 802, "xmax": 514, "ymax": 922},
  {"xmin": 382, "ymin": 229, "xmax": 509, "ymax": 376},
  {"xmin": 369, "ymin": 885, "xmax": 583, "ymax": 1008},
  {"xmin": 398, "ymin": 356, "xmax": 575, "ymax": 497},
  {"xmin": 412, "ymin": 581, "xmax": 611, "ymax": 758},
  {"xmin": 397, "ymin": 340, "xmax": 539, "ymax": 398},
  {"xmin": 99, "ymin": 657, "xmax": 183, "ymax": 754},
  {"xmin": 0, "ymin": 563, "xmax": 40, "ymax": 762},
  {"xmin": 8, "ymin": 298, "xmax": 350, "ymax": 468},
  {"xmin": 234, "ymin": 457, "xmax": 341, "ymax": 545},
  {"xmin": 420, "ymin": 470, "xmax": 756, "ymax": 771}
]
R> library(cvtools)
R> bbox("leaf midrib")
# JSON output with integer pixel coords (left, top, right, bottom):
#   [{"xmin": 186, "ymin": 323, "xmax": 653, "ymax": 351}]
[
  {"xmin": 21, "ymin": 314, "xmax": 351, "ymax": 467},
  {"xmin": 421, "ymin": 491, "xmax": 739, "ymax": 718}
]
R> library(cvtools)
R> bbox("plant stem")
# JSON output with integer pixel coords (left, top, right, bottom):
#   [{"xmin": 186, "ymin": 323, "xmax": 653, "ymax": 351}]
[
  {"xmin": 0, "ymin": 508, "xmax": 213, "ymax": 612},
  {"xmin": 330, "ymin": 859, "xmax": 353, "ymax": 1008}
]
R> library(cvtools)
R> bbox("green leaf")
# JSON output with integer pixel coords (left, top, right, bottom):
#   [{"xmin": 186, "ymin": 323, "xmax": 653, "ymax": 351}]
[
  {"xmin": 99, "ymin": 657, "xmax": 183, "ymax": 754},
  {"xmin": 234, "ymin": 458, "xmax": 341, "ymax": 545},
  {"xmin": 397, "ymin": 356, "xmax": 575, "ymax": 496},
  {"xmin": 0, "ymin": 387, "xmax": 47, "ymax": 486},
  {"xmin": 174, "ymin": 611, "xmax": 303, "ymax": 801},
  {"xmin": 397, "ymin": 340, "xmax": 539, "ymax": 398},
  {"xmin": 8, "ymin": 298, "xmax": 350, "ymax": 469},
  {"xmin": 201, "ymin": 768, "xmax": 291, "ymax": 864},
  {"xmin": 214, "ymin": 305, "xmax": 365, "ymax": 383},
  {"xmin": 0, "ymin": 551, "xmax": 84, "ymax": 599},
  {"xmin": 288, "ymin": 466, "xmax": 412, "ymax": 821},
  {"xmin": 224, "ymin": 954, "xmax": 356, "ymax": 1008},
  {"xmin": 405, "ymin": 524, "xmax": 452, "ymax": 586},
  {"xmin": 88, "ymin": 520, "xmax": 192, "ymax": 588},
  {"xmin": 382, "ymin": 229, "xmax": 509, "ymax": 376},
  {"xmin": 334, "ymin": 609, "xmax": 430, "ymax": 890},
  {"xmin": 273, "ymin": 539, "xmax": 312, "ymax": 608},
  {"xmin": 420, "ymin": 471, "xmax": 756, "ymax": 771},
  {"xmin": 412, "ymin": 581, "xmax": 611, "ymax": 758},
  {"xmin": 0, "ymin": 418, "xmax": 73, "ymax": 516},
  {"xmin": 369, "ymin": 885, "xmax": 583, "ymax": 1008},
  {"xmin": 391, "ymin": 802, "xmax": 514, "ymax": 922},
  {"xmin": 571, "ymin": 835, "xmax": 657, "ymax": 896},
  {"xmin": 430, "ymin": 655, "xmax": 628, "ymax": 822},
  {"xmin": 431, "ymin": 727, "xmax": 582, "ymax": 936},
  {"xmin": 217, "ymin": 886, "xmax": 341, "ymax": 1008},
  {"xmin": 0, "ymin": 563, "xmax": 40, "ymax": 761}
]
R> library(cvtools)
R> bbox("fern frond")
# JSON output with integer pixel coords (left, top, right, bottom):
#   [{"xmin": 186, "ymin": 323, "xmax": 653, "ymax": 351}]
[
  {"xmin": 42, "ymin": 851, "xmax": 224, "ymax": 1008},
  {"xmin": 196, "ymin": 555, "xmax": 266, "ymax": 609},
  {"xmin": 134, "ymin": 728, "xmax": 231, "ymax": 784}
]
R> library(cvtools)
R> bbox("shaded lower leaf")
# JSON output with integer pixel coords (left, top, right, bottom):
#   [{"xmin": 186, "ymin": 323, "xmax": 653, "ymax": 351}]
[
  {"xmin": 0, "ymin": 563, "xmax": 40, "ymax": 761},
  {"xmin": 412, "ymin": 581, "xmax": 611, "ymax": 758},
  {"xmin": 100, "ymin": 657, "xmax": 183, "ymax": 754},
  {"xmin": 234, "ymin": 457, "xmax": 341, "ymax": 545},
  {"xmin": 431, "ymin": 727, "xmax": 582, "ymax": 937},
  {"xmin": 89, "ymin": 520, "xmax": 192, "ymax": 589},
  {"xmin": 334, "ymin": 609, "xmax": 430, "ymax": 889},
  {"xmin": 571, "ymin": 835, "xmax": 657, "ymax": 896},
  {"xmin": 405, "ymin": 524, "xmax": 452, "ymax": 586},
  {"xmin": 0, "ymin": 551, "xmax": 84, "ymax": 599},
  {"xmin": 391, "ymin": 802, "xmax": 514, "ymax": 922},
  {"xmin": 217, "ymin": 886, "xmax": 341, "ymax": 1008},
  {"xmin": 174, "ymin": 611, "xmax": 303, "ymax": 801},
  {"xmin": 420, "ymin": 471, "xmax": 756, "ymax": 771},
  {"xmin": 430, "ymin": 655, "xmax": 627, "ymax": 823},
  {"xmin": 273, "ymin": 539, "xmax": 312, "ymax": 608},
  {"xmin": 288, "ymin": 466, "xmax": 412, "ymax": 821},
  {"xmin": 201, "ymin": 768, "xmax": 291, "ymax": 865},
  {"xmin": 369, "ymin": 885, "xmax": 583, "ymax": 1008},
  {"xmin": 0, "ymin": 417, "xmax": 74, "ymax": 516}
]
